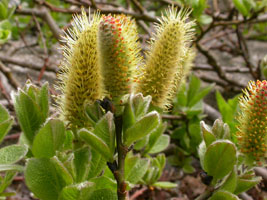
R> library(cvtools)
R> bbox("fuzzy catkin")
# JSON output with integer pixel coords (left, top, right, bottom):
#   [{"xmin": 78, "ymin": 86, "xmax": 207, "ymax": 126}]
[
  {"xmin": 98, "ymin": 15, "xmax": 142, "ymax": 100},
  {"xmin": 237, "ymin": 80, "xmax": 267, "ymax": 163},
  {"xmin": 56, "ymin": 9, "xmax": 102, "ymax": 128},
  {"xmin": 135, "ymin": 7, "xmax": 195, "ymax": 108}
]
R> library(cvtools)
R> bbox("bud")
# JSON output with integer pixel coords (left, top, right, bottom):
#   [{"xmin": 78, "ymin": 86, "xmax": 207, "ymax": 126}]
[
  {"xmin": 237, "ymin": 80, "xmax": 267, "ymax": 163},
  {"xmin": 98, "ymin": 15, "xmax": 142, "ymax": 100},
  {"xmin": 56, "ymin": 9, "xmax": 102, "ymax": 127},
  {"xmin": 135, "ymin": 7, "xmax": 195, "ymax": 108}
]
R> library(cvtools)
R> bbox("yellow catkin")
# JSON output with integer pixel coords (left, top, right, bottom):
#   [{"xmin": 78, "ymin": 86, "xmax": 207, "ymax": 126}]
[
  {"xmin": 135, "ymin": 7, "xmax": 195, "ymax": 108},
  {"xmin": 98, "ymin": 15, "xmax": 142, "ymax": 100},
  {"xmin": 56, "ymin": 9, "xmax": 102, "ymax": 128},
  {"xmin": 237, "ymin": 80, "xmax": 267, "ymax": 164}
]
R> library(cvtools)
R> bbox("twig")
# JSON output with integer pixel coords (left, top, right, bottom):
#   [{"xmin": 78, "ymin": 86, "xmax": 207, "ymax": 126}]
[
  {"xmin": 239, "ymin": 192, "xmax": 253, "ymax": 200},
  {"xmin": 33, "ymin": 1, "xmax": 158, "ymax": 23},
  {"xmin": 15, "ymin": 7, "xmax": 63, "ymax": 41},
  {"xmin": 32, "ymin": 13, "xmax": 50, "ymax": 82},
  {"xmin": 254, "ymin": 167, "xmax": 267, "ymax": 183},
  {"xmin": 196, "ymin": 43, "xmax": 244, "ymax": 88},
  {"xmin": 0, "ymin": 61, "xmax": 20, "ymax": 89},
  {"xmin": 114, "ymin": 115, "xmax": 127, "ymax": 200},
  {"xmin": 4, "ymin": 133, "xmax": 20, "ymax": 141},
  {"xmin": 194, "ymin": 64, "xmax": 250, "ymax": 73},
  {"xmin": 0, "ymin": 55, "xmax": 57, "ymax": 73},
  {"xmin": 129, "ymin": 187, "xmax": 147, "ymax": 200},
  {"xmin": 0, "ymin": 79, "xmax": 12, "ymax": 105},
  {"xmin": 162, "ymin": 114, "xmax": 182, "ymax": 120},
  {"xmin": 236, "ymin": 25, "xmax": 258, "ymax": 79}
]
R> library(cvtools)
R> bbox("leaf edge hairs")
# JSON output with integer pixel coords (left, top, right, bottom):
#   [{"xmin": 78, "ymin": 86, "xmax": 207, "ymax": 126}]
[{"xmin": 237, "ymin": 80, "xmax": 267, "ymax": 165}]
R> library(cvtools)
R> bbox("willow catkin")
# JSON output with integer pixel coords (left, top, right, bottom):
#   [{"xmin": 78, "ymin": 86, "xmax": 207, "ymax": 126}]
[
  {"xmin": 135, "ymin": 7, "xmax": 195, "ymax": 108},
  {"xmin": 56, "ymin": 9, "xmax": 102, "ymax": 128},
  {"xmin": 237, "ymin": 80, "xmax": 267, "ymax": 164}
]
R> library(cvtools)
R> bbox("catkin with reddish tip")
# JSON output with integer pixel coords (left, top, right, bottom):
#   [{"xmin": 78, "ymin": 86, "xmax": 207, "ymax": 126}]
[
  {"xmin": 237, "ymin": 80, "xmax": 267, "ymax": 163},
  {"xmin": 98, "ymin": 15, "xmax": 142, "ymax": 100},
  {"xmin": 135, "ymin": 7, "xmax": 195, "ymax": 108},
  {"xmin": 56, "ymin": 9, "xmax": 102, "ymax": 128}
]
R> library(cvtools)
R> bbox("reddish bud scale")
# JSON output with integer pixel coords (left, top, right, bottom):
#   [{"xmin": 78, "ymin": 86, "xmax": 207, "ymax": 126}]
[
  {"xmin": 237, "ymin": 80, "xmax": 267, "ymax": 163},
  {"xmin": 98, "ymin": 15, "xmax": 142, "ymax": 99}
]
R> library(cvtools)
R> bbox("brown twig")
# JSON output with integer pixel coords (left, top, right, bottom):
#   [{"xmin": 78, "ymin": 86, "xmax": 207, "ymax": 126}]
[
  {"xmin": 0, "ymin": 61, "xmax": 20, "ymax": 89},
  {"xmin": 0, "ymin": 55, "xmax": 57, "ymax": 73},
  {"xmin": 129, "ymin": 187, "xmax": 148, "ymax": 200},
  {"xmin": 15, "ymin": 7, "xmax": 63, "ymax": 41},
  {"xmin": 236, "ymin": 25, "xmax": 258, "ymax": 79},
  {"xmin": 196, "ymin": 43, "xmax": 244, "ymax": 88}
]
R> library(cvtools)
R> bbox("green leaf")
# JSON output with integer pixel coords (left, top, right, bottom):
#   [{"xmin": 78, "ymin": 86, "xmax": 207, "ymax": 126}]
[
  {"xmin": 152, "ymin": 181, "xmax": 177, "ymax": 189},
  {"xmin": 0, "ymin": 171, "xmax": 16, "ymax": 193},
  {"xmin": 58, "ymin": 182, "xmax": 95, "ymax": 200},
  {"xmin": 182, "ymin": 157, "xmax": 195, "ymax": 174},
  {"xmin": 187, "ymin": 75, "xmax": 201, "ymax": 106},
  {"xmin": 38, "ymin": 82, "xmax": 49, "ymax": 119},
  {"xmin": 134, "ymin": 136, "xmax": 149, "ymax": 150},
  {"xmin": 147, "ymin": 134, "xmax": 170, "ymax": 154},
  {"xmin": 198, "ymin": 141, "xmax": 206, "ymax": 168},
  {"xmin": 175, "ymin": 84, "xmax": 187, "ymax": 107},
  {"xmin": 201, "ymin": 121, "xmax": 216, "ymax": 147},
  {"xmin": 12, "ymin": 90, "xmax": 44, "ymax": 144},
  {"xmin": 63, "ymin": 130, "xmax": 74, "ymax": 150},
  {"xmin": 0, "ymin": 164, "xmax": 24, "ymax": 172},
  {"xmin": 0, "ymin": 145, "xmax": 28, "ymax": 164},
  {"xmin": 94, "ymin": 112, "xmax": 115, "ymax": 153},
  {"xmin": 89, "ymin": 189, "xmax": 117, "ymax": 200},
  {"xmin": 79, "ymin": 129, "xmax": 113, "ymax": 162},
  {"xmin": 209, "ymin": 190, "xmax": 240, "ymax": 200},
  {"xmin": 220, "ymin": 169, "xmax": 237, "ymax": 193},
  {"xmin": 50, "ymin": 156, "xmax": 73, "ymax": 185},
  {"xmin": 132, "ymin": 94, "xmax": 152, "ymax": 120},
  {"xmin": 87, "ymin": 149, "xmax": 106, "ymax": 179},
  {"xmin": 0, "ymin": 119, "xmax": 13, "ymax": 144},
  {"xmin": 144, "ymin": 122, "xmax": 167, "ymax": 154},
  {"xmin": 90, "ymin": 176, "xmax": 116, "ymax": 191},
  {"xmin": 233, "ymin": 0, "xmax": 249, "ymax": 16},
  {"xmin": 123, "ymin": 111, "xmax": 160, "ymax": 146},
  {"xmin": 234, "ymin": 176, "xmax": 261, "ymax": 195},
  {"xmin": 125, "ymin": 154, "xmax": 150, "ymax": 185},
  {"xmin": 204, "ymin": 140, "xmax": 237, "ymax": 181},
  {"xmin": 25, "ymin": 158, "xmax": 69, "ymax": 200},
  {"xmin": 85, "ymin": 101, "xmax": 104, "ymax": 126},
  {"xmin": 211, "ymin": 119, "xmax": 224, "ymax": 139},
  {"xmin": 188, "ymin": 83, "xmax": 214, "ymax": 107},
  {"xmin": 74, "ymin": 147, "xmax": 90, "ymax": 182},
  {"xmin": 0, "ymin": 104, "xmax": 13, "ymax": 143},
  {"xmin": 32, "ymin": 119, "xmax": 66, "ymax": 158},
  {"xmin": 122, "ymin": 100, "xmax": 135, "ymax": 131},
  {"xmin": 0, "ymin": 104, "xmax": 9, "ymax": 122},
  {"xmin": 0, "ymin": 2, "xmax": 7, "ymax": 20}
]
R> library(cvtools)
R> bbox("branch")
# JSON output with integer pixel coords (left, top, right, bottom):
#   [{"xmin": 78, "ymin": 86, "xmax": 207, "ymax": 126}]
[
  {"xmin": 0, "ymin": 55, "xmax": 57, "ymax": 73},
  {"xmin": 196, "ymin": 43, "xmax": 245, "ymax": 88},
  {"xmin": 15, "ymin": 7, "xmax": 63, "ymax": 41},
  {"xmin": 0, "ymin": 61, "xmax": 20, "ymax": 89}
]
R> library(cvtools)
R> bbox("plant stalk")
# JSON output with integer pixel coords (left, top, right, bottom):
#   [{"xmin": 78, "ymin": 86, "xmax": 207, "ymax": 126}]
[{"xmin": 114, "ymin": 115, "xmax": 127, "ymax": 200}]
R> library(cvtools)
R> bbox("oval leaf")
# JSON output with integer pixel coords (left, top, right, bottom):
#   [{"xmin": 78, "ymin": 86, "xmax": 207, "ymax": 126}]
[
  {"xmin": 0, "ymin": 144, "xmax": 28, "ymax": 164},
  {"xmin": 204, "ymin": 140, "xmax": 237, "ymax": 181},
  {"xmin": 123, "ymin": 111, "xmax": 160, "ymax": 146},
  {"xmin": 209, "ymin": 190, "xmax": 240, "ymax": 200},
  {"xmin": 79, "ymin": 128, "xmax": 113, "ymax": 162},
  {"xmin": 25, "ymin": 158, "xmax": 68, "ymax": 200},
  {"xmin": 32, "ymin": 119, "xmax": 66, "ymax": 158}
]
